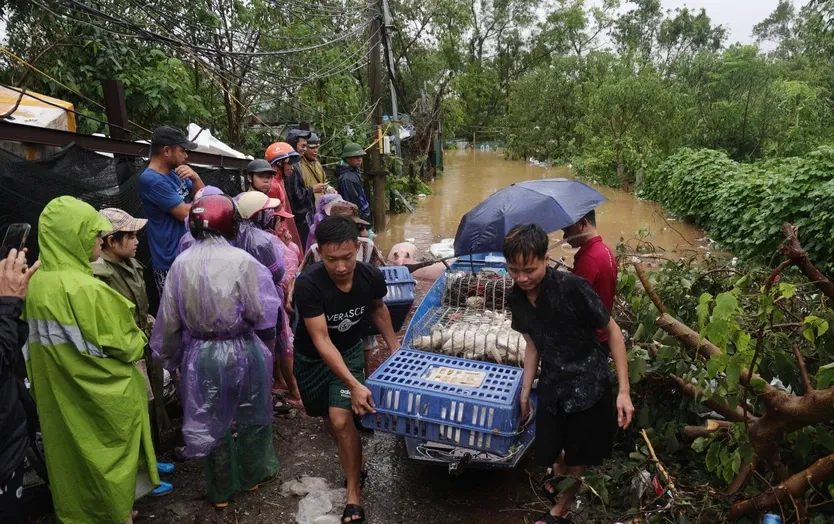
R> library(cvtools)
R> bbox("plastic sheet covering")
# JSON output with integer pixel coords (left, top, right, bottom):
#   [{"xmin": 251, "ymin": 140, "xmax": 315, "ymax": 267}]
[
  {"xmin": 277, "ymin": 237, "xmax": 299, "ymax": 354},
  {"xmin": 204, "ymin": 424, "xmax": 278, "ymax": 503},
  {"xmin": 151, "ymin": 235, "xmax": 280, "ymax": 457},
  {"xmin": 306, "ymin": 193, "xmax": 342, "ymax": 251},
  {"xmin": 236, "ymin": 221, "xmax": 285, "ymax": 290}
]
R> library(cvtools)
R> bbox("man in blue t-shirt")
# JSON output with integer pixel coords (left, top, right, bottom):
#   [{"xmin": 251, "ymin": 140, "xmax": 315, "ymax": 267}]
[{"xmin": 138, "ymin": 126, "xmax": 205, "ymax": 295}]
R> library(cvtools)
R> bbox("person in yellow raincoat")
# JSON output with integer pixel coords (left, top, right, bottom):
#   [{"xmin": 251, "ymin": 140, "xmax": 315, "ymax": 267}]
[{"xmin": 24, "ymin": 196, "xmax": 160, "ymax": 524}]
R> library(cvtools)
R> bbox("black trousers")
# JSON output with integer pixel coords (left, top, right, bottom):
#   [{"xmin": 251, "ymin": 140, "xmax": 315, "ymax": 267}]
[{"xmin": 0, "ymin": 463, "xmax": 25, "ymax": 524}]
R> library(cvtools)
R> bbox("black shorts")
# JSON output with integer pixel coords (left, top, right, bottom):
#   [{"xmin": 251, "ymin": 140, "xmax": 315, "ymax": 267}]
[{"xmin": 535, "ymin": 387, "xmax": 615, "ymax": 468}]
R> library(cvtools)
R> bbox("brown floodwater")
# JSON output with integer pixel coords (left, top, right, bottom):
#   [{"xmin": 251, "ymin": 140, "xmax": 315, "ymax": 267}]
[{"xmin": 375, "ymin": 149, "xmax": 707, "ymax": 264}]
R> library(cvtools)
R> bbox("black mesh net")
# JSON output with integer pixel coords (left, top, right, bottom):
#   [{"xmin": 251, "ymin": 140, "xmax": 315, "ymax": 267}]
[{"xmin": 0, "ymin": 144, "xmax": 246, "ymax": 312}]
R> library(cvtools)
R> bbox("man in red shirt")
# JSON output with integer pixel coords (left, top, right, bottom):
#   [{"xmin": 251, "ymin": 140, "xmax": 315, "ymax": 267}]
[{"xmin": 562, "ymin": 210, "xmax": 618, "ymax": 341}]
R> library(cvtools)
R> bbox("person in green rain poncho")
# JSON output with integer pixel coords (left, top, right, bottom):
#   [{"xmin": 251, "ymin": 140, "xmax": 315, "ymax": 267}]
[{"xmin": 24, "ymin": 196, "xmax": 161, "ymax": 524}]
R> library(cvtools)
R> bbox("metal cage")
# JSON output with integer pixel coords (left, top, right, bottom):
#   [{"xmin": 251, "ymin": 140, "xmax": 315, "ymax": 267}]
[
  {"xmin": 442, "ymin": 270, "xmax": 514, "ymax": 312},
  {"xmin": 406, "ymin": 306, "xmax": 526, "ymax": 367}
]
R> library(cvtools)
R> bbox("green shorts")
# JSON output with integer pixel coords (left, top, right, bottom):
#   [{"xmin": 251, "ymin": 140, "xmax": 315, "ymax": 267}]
[{"xmin": 293, "ymin": 341, "xmax": 364, "ymax": 417}]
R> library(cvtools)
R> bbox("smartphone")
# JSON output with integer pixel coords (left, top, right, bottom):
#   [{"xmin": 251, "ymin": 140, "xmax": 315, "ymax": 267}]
[{"xmin": 0, "ymin": 223, "xmax": 31, "ymax": 260}]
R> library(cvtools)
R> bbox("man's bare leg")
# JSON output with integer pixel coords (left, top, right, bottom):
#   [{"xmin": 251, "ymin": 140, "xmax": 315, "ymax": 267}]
[
  {"xmin": 535, "ymin": 465, "xmax": 585, "ymax": 523},
  {"xmin": 543, "ymin": 452, "xmax": 567, "ymax": 499},
  {"xmin": 280, "ymin": 356, "xmax": 302, "ymax": 401},
  {"xmin": 324, "ymin": 408, "xmax": 363, "ymax": 521},
  {"xmin": 553, "ymin": 465, "xmax": 585, "ymax": 517}
]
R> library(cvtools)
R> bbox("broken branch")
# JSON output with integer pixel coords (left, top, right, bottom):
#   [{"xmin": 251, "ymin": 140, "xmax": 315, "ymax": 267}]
[
  {"xmin": 727, "ymin": 455, "xmax": 759, "ymax": 495},
  {"xmin": 641, "ymin": 429, "xmax": 678, "ymax": 497},
  {"xmin": 669, "ymin": 374, "xmax": 751, "ymax": 423},
  {"xmin": 682, "ymin": 419, "xmax": 731, "ymax": 440},
  {"xmin": 792, "ymin": 343, "xmax": 814, "ymax": 394},
  {"xmin": 632, "ymin": 262, "xmax": 669, "ymax": 315},
  {"xmin": 778, "ymin": 223, "xmax": 834, "ymax": 301},
  {"xmin": 728, "ymin": 452, "xmax": 834, "ymax": 519}
]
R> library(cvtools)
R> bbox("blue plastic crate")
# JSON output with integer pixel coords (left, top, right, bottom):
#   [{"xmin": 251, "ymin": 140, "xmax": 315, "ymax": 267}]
[
  {"xmin": 362, "ymin": 349, "xmax": 524, "ymax": 455},
  {"xmin": 366, "ymin": 266, "xmax": 416, "ymax": 334},
  {"xmin": 380, "ymin": 266, "xmax": 416, "ymax": 305}
]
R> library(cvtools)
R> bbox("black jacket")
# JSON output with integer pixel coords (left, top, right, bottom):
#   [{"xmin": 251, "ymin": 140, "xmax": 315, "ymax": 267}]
[
  {"xmin": 0, "ymin": 296, "xmax": 33, "ymax": 482},
  {"xmin": 335, "ymin": 165, "xmax": 372, "ymax": 223},
  {"xmin": 285, "ymin": 161, "xmax": 314, "ymax": 227}
]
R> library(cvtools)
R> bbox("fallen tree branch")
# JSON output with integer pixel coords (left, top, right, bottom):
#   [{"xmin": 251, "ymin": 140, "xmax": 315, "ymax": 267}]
[
  {"xmin": 682, "ymin": 419, "xmax": 730, "ymax": 440},
  {"xmin": 669, "ymin": 374, "xmax": 751, "ymax": 423},
  {"xmin": 728, "ymin": 451, "xmax": 834, "ymax": 519},
  {"xmin": 793, "ymin": 344, "xmax": 814, "ymax": 394},
  {"xmin": 655, "ymin": 313, "xmax": 785, "ymax": 403},
  {"xmin": 641, "ymin": 429, "xmax": 678, "ymax": 497},
  {"xmin": 632, "ymin": 262, "xmax": 669, "ymax": 315},
  {"xmin": 778, "ymin": 223, "xmax": 834, "ymax": 301},
  {"xmin": 727, "ymin": 455, "xmax": 759, "ymax": 496}
]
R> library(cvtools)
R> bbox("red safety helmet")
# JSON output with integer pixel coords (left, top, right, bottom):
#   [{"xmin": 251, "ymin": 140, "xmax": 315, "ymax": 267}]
[
  {"xmin": 189, "ymin": 194, "xmax": 240, "ymax": 240},
  {"xmin": 265, "ymin": 141, "xmax": 299, "ymax": 165}
]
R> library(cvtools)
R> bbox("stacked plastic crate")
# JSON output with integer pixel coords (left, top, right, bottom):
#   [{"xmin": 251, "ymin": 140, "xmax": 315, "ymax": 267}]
[{"xmin": 362, "ymin": 349, "xmax": 523, "ymax": 455}]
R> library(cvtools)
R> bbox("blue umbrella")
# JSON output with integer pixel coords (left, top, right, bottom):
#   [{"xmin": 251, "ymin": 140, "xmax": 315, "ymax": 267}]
[{"xmin": 453, "ymin": 178, "xmax": 607, "ymax": 256}]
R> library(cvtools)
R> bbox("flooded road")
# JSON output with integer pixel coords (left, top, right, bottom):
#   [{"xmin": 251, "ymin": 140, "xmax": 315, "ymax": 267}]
[{"xmin": 376, "ymin": 150, "xmax": 705, "ymax": 261}]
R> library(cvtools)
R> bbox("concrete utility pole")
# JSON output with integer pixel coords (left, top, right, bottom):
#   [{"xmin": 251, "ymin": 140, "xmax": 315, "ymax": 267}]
[
  {"xmin": 369, "ymin": 0, "xmax": 386, "ymax": 231},
  {"xmin": 382, "ymin": 0, "xmax": 401, "ymax": 157}
]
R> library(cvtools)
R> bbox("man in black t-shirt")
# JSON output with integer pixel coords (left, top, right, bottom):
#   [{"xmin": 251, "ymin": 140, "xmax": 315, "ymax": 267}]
[
  {"xmin": 503, "ymin": 224, "xmax": 634, "ymax": 524},
  {"xmin": 293, "ymin": 215, "xmax": 399, "ymax": 524}
]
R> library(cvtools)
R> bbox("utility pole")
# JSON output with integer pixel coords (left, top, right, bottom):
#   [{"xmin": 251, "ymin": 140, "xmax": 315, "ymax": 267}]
[
  {"xmin": 369, "ymin": 0, "xmax": 386, "ymax": 231},
  {"xmin": 382, "ymin": 0, "xmax": 401, "ymax": 157}
]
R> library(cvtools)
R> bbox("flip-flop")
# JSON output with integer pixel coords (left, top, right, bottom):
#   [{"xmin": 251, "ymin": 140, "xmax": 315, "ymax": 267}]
[
  {"xmin": 273, "ymin": 398, "xmax": 293, "ymax": 414},
  {"xmin": 157, "ymin": 462, "xmax": 175, "ymax": 475},
  {"xmin": 341, "ymin": 504, "xmax": 365, "ymax": 523},
  {"xmin": 540, "ymin": 473, "xmax": 564, "ymax": 504},
  {"xmin": 212, "ymin": 501, "xmax": 229, "ymax": 510}
]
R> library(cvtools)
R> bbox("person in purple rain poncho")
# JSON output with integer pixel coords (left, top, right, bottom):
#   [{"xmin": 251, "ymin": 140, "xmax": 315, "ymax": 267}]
[
  {"xmin": 306, "ymin": 193, "xmax": 342, "ymax": 253},
  {"xmin": 151, "ymin": 194, "xmax": 281, "ymax": 510},
  {"xmin": 236, "ymin": 191, "xmax": 303, "ymax": 412},
  {"xmin": 175, "ymin": 186, "xmax": 224, "ymax": 255}
]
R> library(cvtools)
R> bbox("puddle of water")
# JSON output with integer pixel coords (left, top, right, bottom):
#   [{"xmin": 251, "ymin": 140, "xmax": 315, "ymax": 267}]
[{"xmin": 375, "ymin": 150, "xmax": 706, "ymax": 264}]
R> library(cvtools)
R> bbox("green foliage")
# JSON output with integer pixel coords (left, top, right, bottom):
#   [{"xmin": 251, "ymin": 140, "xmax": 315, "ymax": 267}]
[
  {"xmin": 614, "ymin": 251, "xmax": 834, "ymax": 504},
  {"xmin": 641, "ymin": 146, "xmax": 834, "ymax": 273}
]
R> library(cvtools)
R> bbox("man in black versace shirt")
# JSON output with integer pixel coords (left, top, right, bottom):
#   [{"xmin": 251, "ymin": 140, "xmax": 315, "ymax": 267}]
[{"xmin": 503, "ymin": 224, "xmax": 634, "ymax": 524}]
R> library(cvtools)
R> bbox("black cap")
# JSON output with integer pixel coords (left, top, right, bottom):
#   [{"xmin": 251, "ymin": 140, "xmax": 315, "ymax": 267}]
[
  {"xmin": 246, "ymin": 159, "xmax": 274, "ymax": 174},
  {"xmin": 308, "ymin": 132, "xmax": 321, "ymax": 145},
  {"xmin": 151, "ymin": 126, "xmax": 198, "ymax": 150}
]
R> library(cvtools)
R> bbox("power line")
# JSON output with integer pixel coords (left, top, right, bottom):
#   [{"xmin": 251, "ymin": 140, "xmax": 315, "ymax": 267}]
[{"xmin": 64, "ymin": 0, "xmax": 370, "ymax": 58}]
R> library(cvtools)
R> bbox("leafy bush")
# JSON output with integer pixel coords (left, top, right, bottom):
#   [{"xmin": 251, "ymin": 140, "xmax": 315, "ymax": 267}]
[{"xmin": 640, "ymin": 147, "xmax": 834, "ymax": 273}]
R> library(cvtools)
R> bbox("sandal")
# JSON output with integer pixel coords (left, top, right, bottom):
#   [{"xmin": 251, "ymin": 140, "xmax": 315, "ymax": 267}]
[
  {"xmin": 341, "ymin": 504, "xmax": 365, "ymax": 523},
  {"xmin": 273, "ymin": 396, "xmax": 292, "ymax": 414},
  {"xmin": 212, "ymin": 501, "xmax": 229, "ymax": 510},
  {"xmin": 540, "ymin": 473, "xmax": 563, "ymax": 504},
  {"xmin": 247, "ymin": 472, "xmax": 278, "ymax": 492},
  {"xmin": 533, "ymin": 512, "xmax": 570, "ymax": 524}
]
